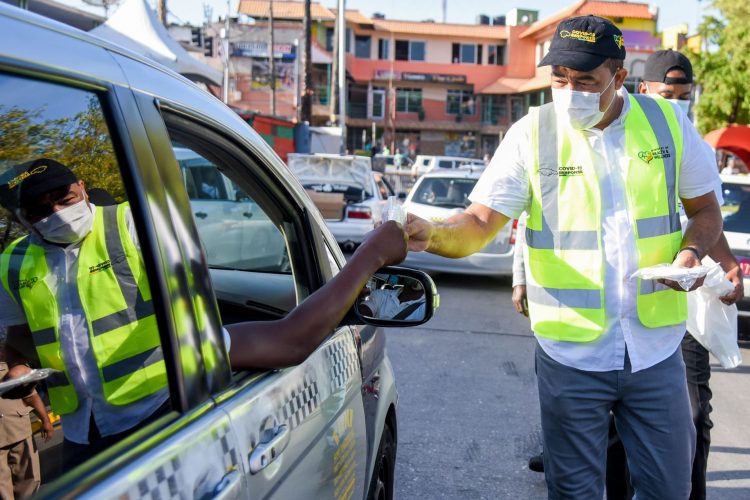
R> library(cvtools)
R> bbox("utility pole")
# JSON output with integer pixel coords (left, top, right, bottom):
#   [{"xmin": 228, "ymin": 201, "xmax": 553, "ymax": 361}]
[
  {"xmin": 442, "ymin": 0, "xmax": 447, "ymax": 24},
  {"xmin": 221, "ymin": 0, "xmax": 230, "ymax": 104},
  {"xmin": 157, "ymin": 0, "xmax": 167, "ymax": 26},
  {"xmin": 329, "ymin": 10, "xmax": 339, "ymax": 123},
  {"xmin": 337, "ymin": 0, "xmax": 347, "ymax": 153},
  {"xmin": 268, "ymin": 0, "xmax": 276, "ymax": 115},
  {"xmin": 301, "ymin": 0, "xmax": 313, "ymax": 123},
  {"xmin": 294, "ymin": 39, "xmax": 301, "ymax": 121}
]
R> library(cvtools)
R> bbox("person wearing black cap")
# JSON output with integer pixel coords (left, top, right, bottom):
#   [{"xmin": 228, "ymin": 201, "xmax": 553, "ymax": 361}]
[
  {"xmin": 616, "ymin": 49, "xmax": 742, "ymax": 500},
  {"xmin": 405, "ymin": 15, "xmax": 724, "ymax": 499},
  {"xmin": 0, "ymin": 158, "xmax": 171, "ymax": 470},
  {"xmin": 640, "ymin": 49, "xmax": 694, "ymax": 115},
  {"xmin": 0, "ymin": 158, "xmax": 412, "ymax": 475}
]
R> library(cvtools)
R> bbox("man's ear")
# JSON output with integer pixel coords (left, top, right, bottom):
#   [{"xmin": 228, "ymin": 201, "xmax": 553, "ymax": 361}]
[
  {"xmin": 614, "ymin": 67, "xmax": 629, "ymax": 89},
  {"xmin": 638, "ymin": 81, "xmax": 648, "ymax": 94}
]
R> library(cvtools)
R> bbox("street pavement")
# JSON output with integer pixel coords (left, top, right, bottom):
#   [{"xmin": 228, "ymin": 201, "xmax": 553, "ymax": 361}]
[{"xmin": 387, "ymin": 273, "xmax": 750, "ymax": 499}]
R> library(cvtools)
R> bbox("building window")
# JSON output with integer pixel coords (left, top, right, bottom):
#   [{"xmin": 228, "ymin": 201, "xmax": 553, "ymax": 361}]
[
  {"xmin": 355, "ymin": 35, "xmax": 371, "ymax": 59},
  {"xmin": 396, "ymin": 88, "xmax": 422, "ymax": 113},
  {"xmin": 325, "ymin": 27, "xmax": 334, "ymax": 51},
  {"xmin": 346, "ymin": 28, "xmax": 352, "ymax": 53},
  {"xmin": 410, "ymin": 41, "xmax": 425, "ymax": 61},
  {"xmin": 482, "ymin": 95, "xmax": 507, "ymax": 124},
  {"xmin": 395, "ymin": 40, "xmax": 425, "ymax": 61},
  {"xmin": 378, "ymin": 38, "xmax": 389, "ymax": 60},
  {"xmin": 447, "ymin": 89, "xmax": 475, "ymax": 115},
  {"xmin": 488, "ymin": 45, "xmax": 504, "ymax": 65},
  {"xmin": 452, "ymin": 43, "xmax": 478, "ymax": 64}
]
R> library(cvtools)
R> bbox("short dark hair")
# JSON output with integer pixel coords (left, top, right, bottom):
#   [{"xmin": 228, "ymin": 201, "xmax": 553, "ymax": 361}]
[{"xmin": 603, "ymin": 58, "xmax": 624, "ymax": 75}]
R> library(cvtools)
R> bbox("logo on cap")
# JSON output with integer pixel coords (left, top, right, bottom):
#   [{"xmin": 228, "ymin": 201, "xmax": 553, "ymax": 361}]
[
  {"xmin": 559, "ymin": 30, "xmax": 597, "ymax": 43},
  {"xmin": 7, "ymin": 166, "xmax": 48, "ymax": 190},
  {"xmin": 613, "ymin": 35, "xmax": 625, "ymax": 49}
]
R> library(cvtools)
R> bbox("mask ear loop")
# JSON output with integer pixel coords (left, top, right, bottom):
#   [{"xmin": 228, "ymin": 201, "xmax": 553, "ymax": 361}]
[
  {"xmin": 599, "ymin": 74, "xmax": 618, "ymax": 114},
  {"xmin": 14, "ymin": 209, "xmax": 44, "ymax": 240}
]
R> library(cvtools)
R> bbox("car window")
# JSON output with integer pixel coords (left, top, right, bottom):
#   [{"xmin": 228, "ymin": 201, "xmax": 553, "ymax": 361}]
[
  {"xmin": 172, "ymin": 143, "xmax": 290, "ymax": 274},
  {"xmin": 437, "ymin": 160, "xmax": 453, "ymax": 169},
  {"xmin": 375, "ymin": 176, "xmax": 392, "ymax": 200},
  {"xmin": 413, "ymin": 177, "xmax": 477, "ymax": 208},
  {"xmin": 159, "ymin": 113, "xmax": 307, "ymax": 345},
  {"xmin": 0, "ymin": 72, "xmax": 174, "ymax": 482},
  {"xmin": 721, "ymin": 182, "xmax": 750, "ymax": 233}
]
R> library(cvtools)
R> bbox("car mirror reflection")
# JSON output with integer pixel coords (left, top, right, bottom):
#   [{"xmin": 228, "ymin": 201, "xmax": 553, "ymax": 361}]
[{"xmin": 356, "ymin": 273, "xmax": 427, "ymax": 323}]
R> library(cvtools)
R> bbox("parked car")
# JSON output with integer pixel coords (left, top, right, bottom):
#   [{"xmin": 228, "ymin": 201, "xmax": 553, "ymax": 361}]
[
  {"xmin": 372, "ymin": 154, "xmax": 413, "ymax": 174},
  {"xmin": 0, "ymin": 5, "xmax": 438, "ymax": 498},
  {"xmin": 719, "ymin": 174, "xmax": 750, "ymax": 318},
  {"xmin": 288, "ymin": 154, "xmax": 393, "ymax": 251},
  {"xmin": 411, "ymin": 155, "xmax": 485, "ymax": 178},
  {"xmin": 402, "ymin": 169, "xmax": 516, "ymax": 276}
]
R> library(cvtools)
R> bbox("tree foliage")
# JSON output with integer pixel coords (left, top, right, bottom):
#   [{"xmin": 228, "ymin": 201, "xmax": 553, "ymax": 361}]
[
  {"xmin": 690, "ymin": 0, "xmax": 750, "ymax": 134},
  {"xmin": 0, "ymin": 96, "xmax": 122, "ymax": 250}
]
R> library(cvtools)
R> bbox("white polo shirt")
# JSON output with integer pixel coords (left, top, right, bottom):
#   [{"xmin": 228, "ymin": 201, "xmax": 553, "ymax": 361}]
[{"xmin": 470, "ymin": 88, "xmax": 721, "ymax": 373}]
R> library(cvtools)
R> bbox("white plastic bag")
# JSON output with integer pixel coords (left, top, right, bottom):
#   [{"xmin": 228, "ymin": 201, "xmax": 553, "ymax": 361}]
[
  {"xmin": 630, "ymin": 263, "xmax": 715, "ymax": 291},
  {"xmin": 686, "ymin": 264, "xmax": 742, "ymax": 369}
]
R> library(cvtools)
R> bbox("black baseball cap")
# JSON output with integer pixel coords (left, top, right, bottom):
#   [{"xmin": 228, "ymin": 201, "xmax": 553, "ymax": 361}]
[
  {"xmin": 10, "ymin": 159, "xmax": 78, "ymax": 208},
  {"xmin": 643, "ymin": 49, "xmax": 693, "ymax": 84},
  {"xmin": 539, "ymin": 15, "xmax": 626, "ymax": 72}
]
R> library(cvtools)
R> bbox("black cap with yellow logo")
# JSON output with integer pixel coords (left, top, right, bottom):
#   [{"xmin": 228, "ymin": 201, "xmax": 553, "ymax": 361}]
[{"xmin": 538, "ymin": 15, "xmax": 626, "ymax": 72}]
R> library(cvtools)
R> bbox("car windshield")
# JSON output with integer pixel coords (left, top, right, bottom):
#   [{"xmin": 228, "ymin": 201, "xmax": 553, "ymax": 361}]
[
  {"xmin": 413, "ymin": 177, "xmax": 476, "ymax": 208},
  {"xmin": 721, "ymin": 181, "xmax": 750, "ymax": 233}
]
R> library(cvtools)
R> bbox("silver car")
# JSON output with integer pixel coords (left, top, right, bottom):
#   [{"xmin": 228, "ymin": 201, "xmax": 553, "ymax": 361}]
[
  {"xmin": 402, "ymin": 169, "xmax": 516, "ymax": 276},
  {"xmin": 288, "ymin": 154, "xmax": 394, "ymax": 251},
  {"xmin": 0, "ymin": 5, "xmax": 437, "ymax": 498}
]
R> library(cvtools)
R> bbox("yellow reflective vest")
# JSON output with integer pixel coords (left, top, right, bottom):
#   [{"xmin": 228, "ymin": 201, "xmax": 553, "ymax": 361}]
[
  {"xmin": 0, "ymin": 203, "xmax": 167, "ymax": 414},
  {"xmin": 525, "ymin": 94, "xmax": 687, "ymax": 342}
]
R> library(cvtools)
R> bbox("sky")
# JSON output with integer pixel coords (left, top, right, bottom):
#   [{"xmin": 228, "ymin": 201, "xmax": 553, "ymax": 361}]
[{"xmin": 56, "ymin": 0, "xmax": 711, "ymax": 34}]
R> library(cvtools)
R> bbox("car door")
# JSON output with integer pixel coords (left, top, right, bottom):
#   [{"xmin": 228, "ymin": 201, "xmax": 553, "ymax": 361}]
[
  {"xmin": 0, "ymin": 50, "xmax": 244, "ymax": 500},
  {"xmin": 146, "ymin": 101, "xmax": 370, "ymax": 499}
]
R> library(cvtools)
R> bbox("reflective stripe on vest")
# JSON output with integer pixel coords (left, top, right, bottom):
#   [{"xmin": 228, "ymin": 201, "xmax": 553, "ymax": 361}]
[
  {"xmin": 0, "ymin": 204, "xmax": 167, "ymax": 414},
  {"xmin": 525, "ymin": 95, "xmax": 687, "ymax": 342}
]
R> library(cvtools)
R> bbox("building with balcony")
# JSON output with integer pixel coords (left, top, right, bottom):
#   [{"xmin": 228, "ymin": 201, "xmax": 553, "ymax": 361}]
[{"xmin": 226, "ymin": 0, "xmax": 668, "ymax": 159}]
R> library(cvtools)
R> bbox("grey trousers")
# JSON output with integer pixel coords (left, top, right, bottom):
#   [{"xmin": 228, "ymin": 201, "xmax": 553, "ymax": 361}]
[{"xmin": 536, "ymin": 342, "xmax": 696, "ymax": 500}]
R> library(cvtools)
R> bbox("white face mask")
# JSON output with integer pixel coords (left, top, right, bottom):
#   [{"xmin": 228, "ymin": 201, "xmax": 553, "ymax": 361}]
[
  {"xmin": 552, "ymin": 75, "xmax": 617, "ymax": 130},
  {"xmin": 33, "ymin": 199, "xmax": 94, "ymax": 245},
  {"xmin": 667, "ymin": 98, "xmax": 691, "ymax": 116},
  {"xmin": 643, "ymin": 90, "xmax": 692, "ymax": 118}
]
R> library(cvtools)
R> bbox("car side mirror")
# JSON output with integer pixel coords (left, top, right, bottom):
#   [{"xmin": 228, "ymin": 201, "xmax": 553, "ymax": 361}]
[
  {"xmin": 346, "ymin": 266, "xmax": 439, "ymax": 327},
  {"xmin": 397, "ymin": 192, "xmax": 407, "ymax": 201}
]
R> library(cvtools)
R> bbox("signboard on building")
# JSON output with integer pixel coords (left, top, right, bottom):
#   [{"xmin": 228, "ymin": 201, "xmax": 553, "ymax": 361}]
[
  {"xmin": 373, "ymin": 69, "xmax": 401, "ymax": 80},
  {"xmin": 402, "ymin": 72, "xmax": 467, "ymax": 84},
  {"xmin": 251, "ymin": 60, "xmax": 296, "ymax": 91},
  {"xmin": 232, "ymin": 42, "xmax": 296, "ymax": 60},
  {"xmin": 372, "ymin": 69, "xmax": 466, "ymax": 84}
]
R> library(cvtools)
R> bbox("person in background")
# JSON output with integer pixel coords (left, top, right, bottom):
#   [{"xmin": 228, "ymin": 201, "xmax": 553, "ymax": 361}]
[{"xmin": 0, "ymin": 354, "xmax": 54, "ymax": 499}]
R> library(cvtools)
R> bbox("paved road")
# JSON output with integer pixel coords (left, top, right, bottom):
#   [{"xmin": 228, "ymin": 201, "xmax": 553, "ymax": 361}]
[{"xmin": 387, "ymin": 273, "xmax": 750, "ymax": 499}]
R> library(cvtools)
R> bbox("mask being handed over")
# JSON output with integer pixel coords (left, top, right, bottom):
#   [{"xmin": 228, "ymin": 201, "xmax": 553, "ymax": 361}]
[
  {"xmin": 33, "ymin": 199, "xmax": 94, "ymax": 245},
  {"xmin": 552, "ymin": 75, "xmax": 616, "ymax": 130}
]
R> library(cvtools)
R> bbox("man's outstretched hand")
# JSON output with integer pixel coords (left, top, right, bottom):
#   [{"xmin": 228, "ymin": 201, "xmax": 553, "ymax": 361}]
[
  {"xmin": 404, "ymin": 213, "xmax": 433, "ymax": 252},
  {"xmin": 357, "ymin": 220, "xmax": 409, "ymax": 268}
]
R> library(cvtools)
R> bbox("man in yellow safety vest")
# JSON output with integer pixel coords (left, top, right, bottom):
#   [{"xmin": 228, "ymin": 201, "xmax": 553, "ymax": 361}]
[
  {"xmin": 406, "ymin": 16, "xmax": 724, "ymax": 499},
  {"xmin": 0, "ymin": 159, "xmax": 170, "ymax": 470}
]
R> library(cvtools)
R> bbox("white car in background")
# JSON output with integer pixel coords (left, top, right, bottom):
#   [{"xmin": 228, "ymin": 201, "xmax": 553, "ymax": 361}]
[
  {"xmin": 411, "ymin": 155, "xmax": 486, "ymax": 178},
  {"xmin": 402, "ymin": 168, "xmax": 516, "ymax": 276},
  {"xmin": 288, "ymin": 154, "xmax": 393, "ymax": 250},
  {"xmin": 719, "ymin": 174, "xmax": 750, "ymax": 318}
]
